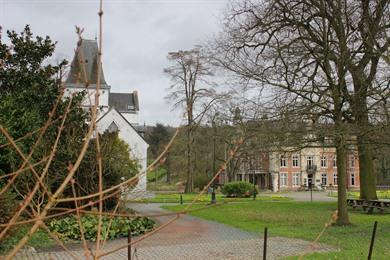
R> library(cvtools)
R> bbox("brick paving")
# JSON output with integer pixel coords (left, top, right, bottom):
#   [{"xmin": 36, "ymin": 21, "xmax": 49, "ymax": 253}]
[{"xmin": 12, "ymin": 203, "xmax": 336, "ymax": 259}]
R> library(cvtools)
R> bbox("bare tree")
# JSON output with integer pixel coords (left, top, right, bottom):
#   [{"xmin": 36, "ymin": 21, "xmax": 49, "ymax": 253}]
[
  {"xmin": 164, "ymin": 49, "xmax": 216, "ymax": 193},
  {"xmin": 210, "ymin": 0, "xmax": 390, "ymax": 224}
]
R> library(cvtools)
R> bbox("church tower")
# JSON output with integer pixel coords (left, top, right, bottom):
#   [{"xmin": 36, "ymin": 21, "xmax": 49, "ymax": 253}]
[
  {"xmin": 64, "ymin": 38, "xmax": 149, "ymax": 193},
  {"xmin": 64, "ymin": 39, "xmax": 111, "ymax": 111}
]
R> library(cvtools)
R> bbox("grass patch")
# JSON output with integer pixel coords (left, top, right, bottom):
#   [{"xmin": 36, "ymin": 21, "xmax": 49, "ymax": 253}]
[
  {"xmin": 129, "ymin": 193, "xmax": 290, "ymax": 203},
  {"xmin": 328, "ymin": 190, "xmax": 390, "ymax": 199},
  {"xmin": 0, "ymin": 226, "xmax": 54, "ymax": 254},
  {"xmin": 163, "ymin": 201, "xmax": 390, "ymax": 259},
  {"xmin": 147, "ymin": 167, "xmax": 167, "ymax": 183}
]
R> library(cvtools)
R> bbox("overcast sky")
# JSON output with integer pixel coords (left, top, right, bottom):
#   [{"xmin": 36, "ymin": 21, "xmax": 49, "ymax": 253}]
[{"xmin": 1, "ymin": 0, "xmax": 229, "ymax": 126}]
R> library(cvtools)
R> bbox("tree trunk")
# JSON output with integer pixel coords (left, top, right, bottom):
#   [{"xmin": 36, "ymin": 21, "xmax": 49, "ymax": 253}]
[
  {"xmin": 358, "ymin": 138, "xmax": 377, "ymax": 200},
  {"xmin": 356, "ymin": 102, "xmax": 377, "ymax": 200},
  {"xmin": 353, "ymin": 77, "xmax": 378, "ymax": 200},
  {"xmin": 335, "ymin": 123, "xmax": 350, "ymax": 225},
  {"xmin": 166, "ymin": 152, "xmax": 171, "ymax": 183},
  {"xmin": 185, "ymin": 126, "xmax": 193, "ymax": 193}
]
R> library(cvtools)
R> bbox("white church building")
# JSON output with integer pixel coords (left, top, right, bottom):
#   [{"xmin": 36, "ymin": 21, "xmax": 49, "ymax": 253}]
[{"xmin": 64, "ymin": 39, "xmax": 148, "ymax": 192}]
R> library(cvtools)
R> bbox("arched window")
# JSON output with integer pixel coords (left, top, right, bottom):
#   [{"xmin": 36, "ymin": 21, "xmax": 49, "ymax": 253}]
[{"xmin": 108, "ymin": 121, "xmax": 119, "ymax": 133}]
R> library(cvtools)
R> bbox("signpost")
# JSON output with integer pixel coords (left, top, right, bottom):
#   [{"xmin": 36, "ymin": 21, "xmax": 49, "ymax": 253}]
[{"xmin": 308, "ymin": 174, "xmax": 313, "ymax": 202}]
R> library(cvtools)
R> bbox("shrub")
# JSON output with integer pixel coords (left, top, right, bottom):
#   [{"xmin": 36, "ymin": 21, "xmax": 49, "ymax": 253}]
[
  {"xmin": 48, "ymin": 215, "xmax": 155, "ymax": 241},
  {"xmin": 147, "ymin": 167, "xmax": 167, "ymax": 182},
  {"xmin": 194, "ymin": 175, "xmax": 212, "ymax": 190},
  {"xmin": 67, "ymin": 131, "xmax": 140, "ymax": 210},
  {"xmin": 221, "ymin": 181, "xmax": 258, "ymax": 197},
  {"xmin": 0, "ymin": 188, "xmax": 17, "ymax": 224}
]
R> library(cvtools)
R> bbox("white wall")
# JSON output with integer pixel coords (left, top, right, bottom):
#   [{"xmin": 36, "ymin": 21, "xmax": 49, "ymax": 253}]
[
  {"xmin": 300, "ymin": 147, "xmax": 336, "ymax": 187},
  {"xmin": 122, "ymin": 112, "xmax": 139, "ymax": 125},
  {"xmin": 97, "ymin": 109, "xmax": 148, "ymax": 192},
  {"xmin": 64, "ymin": 87, "xmax": 110, "ymax": 108}
]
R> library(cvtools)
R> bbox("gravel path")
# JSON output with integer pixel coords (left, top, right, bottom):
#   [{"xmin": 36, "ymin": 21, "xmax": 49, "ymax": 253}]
[
  {"xmin": 273, "ymin": 191, "xmax": 337, "ymax": 202},
  {"xmin": 13, "ymin": 202, "xmax": 336, "ymax": 259}
]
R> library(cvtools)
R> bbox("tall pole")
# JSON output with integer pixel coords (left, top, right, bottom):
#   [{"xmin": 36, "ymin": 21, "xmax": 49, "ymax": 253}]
[
  {"xmin": 368, "ymin": 221, "xmax": 378, "ymax": 260},
  {"xmin": 224, "ymin": 142, "xmax": 228, "ymax": 180},
  {"xmin": 253, "ymin": 173, "xmax": 256, "ymax": 200},
  {"xmin": 213, "ymin": 120, "xmax": 216, "ymax": 179},
  {"xmin": 263, "ymin": 227, "xmax": 268, "ymax": 260},
  {"xmin": 128, "ymin": 228, "xmax": 132, "ymax": 260},
  {"xmin": 211, "ymin": 118, "xmax": 217, "ymax": 204},
  {"xmin": 310, "ymin": 183, "xmax": 313, "ymax": 202}
]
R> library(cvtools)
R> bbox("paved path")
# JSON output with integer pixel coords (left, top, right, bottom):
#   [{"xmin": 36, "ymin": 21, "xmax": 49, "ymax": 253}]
[
  {"xmin": 273, "ymin": 191, "xmax": 337, "ymax": 202},
  {"xmin": 14, "ymin": 202, "xmax": 335, "ymax": 259}
]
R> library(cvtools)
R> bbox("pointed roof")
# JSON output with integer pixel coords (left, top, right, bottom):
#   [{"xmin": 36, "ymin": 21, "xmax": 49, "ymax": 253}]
[
  {"xmin": 66, "ymin": 39, "xmax": 108, "ymax": 87},
  {"xmin": 109, "ymin": 91, "xmax": 139, "ymax": 112},
  {"xmin": 97, "ymin": 107, "xmax": 147, "ymax": 143}
]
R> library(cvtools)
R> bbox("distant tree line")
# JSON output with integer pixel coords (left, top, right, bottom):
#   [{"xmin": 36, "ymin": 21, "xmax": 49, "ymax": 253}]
[{"xmin": 163, "ymin": 0, "xmax": 390, "ymax": 225}]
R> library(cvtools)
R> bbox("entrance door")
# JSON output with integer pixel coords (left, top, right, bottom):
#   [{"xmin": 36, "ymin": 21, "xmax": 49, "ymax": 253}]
[{"xmin": 258, "ymin": 174, "xmax": 268, "ymax": 190}]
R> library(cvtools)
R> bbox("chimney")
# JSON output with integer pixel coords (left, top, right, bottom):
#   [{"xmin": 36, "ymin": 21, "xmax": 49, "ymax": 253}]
[{"xmin": 133, "ymin": 91, "xmax": 139, "ymax": 111}]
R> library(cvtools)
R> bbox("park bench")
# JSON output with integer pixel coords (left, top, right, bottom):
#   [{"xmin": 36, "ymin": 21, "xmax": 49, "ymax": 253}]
[
  {"xmin": 347, "ymin": 198, "xmax": 390, "ymax": 214},
  {"xmin": 347, "ymin": 198, "xmax": 365, "ymax": 209}
]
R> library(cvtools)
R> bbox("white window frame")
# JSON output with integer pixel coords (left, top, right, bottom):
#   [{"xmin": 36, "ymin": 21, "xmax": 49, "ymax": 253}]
[
  {"xmin": 350, "ymin": 172, "xmax": 355, "ymax": 186},
  {"xmin": 292, "ymin": 155, "xmax": 299, "ymax": 168},
  {"xmin": 307, "ymin": 156, "xmax": 314, "ymax": 167},
  {"xmin": 292, "ymin": 173, "xmax": 300, "ymax": 186},
  {"xmin": 280, "ymin": 155, "xmax": 287, "ymax": 168},
  {"xmin": 321, "ymin": 156, "xmax": 327, "ymax": 168},
  {"xmin": 333, "ymin": 157, "xmax": 337, "ymax": 168},
  {"xmin": 349, "ymin": 156, "xmax": 355, "ymax": 168},
  {"xmin": 280, "ymin": 173, "xmax": 288, "ymax": 187},
  {"xmin": 321, "ymin": 173, "xmax": 327, "ymax": 186},
  {"xmin": 333, "ymin": 173, "xmax": 338, "ymax": 185}
]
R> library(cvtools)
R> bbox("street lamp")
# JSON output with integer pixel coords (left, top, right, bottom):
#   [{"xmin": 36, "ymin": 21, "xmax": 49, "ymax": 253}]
[
  {"xmin": 211, "ymin": 113, "xmax": 218, "ymax": 205},
  {"xmin": 253, "ymin": 174, "xmax": 256, "ymax": 200},
  {"xmin": 211, "ymin": 181, "xmax": 217, "ymax": 204}
]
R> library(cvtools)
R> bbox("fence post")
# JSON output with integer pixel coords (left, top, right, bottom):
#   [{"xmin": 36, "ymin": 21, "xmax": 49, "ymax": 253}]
[
  {"xmin": 211, "ymin": 183, "xmax": 217, "ymax": 204},
  {"xmin": 180, "ymin": 194, "xmax": 183, "ymax": 204},
  {"xmin": 368, "ymin": 221, "xmax": 378, "ymax": 260},
  {"xmin": 263, "ymin": 227, "xmax": 268, "ymax": 260},
  {"xmin": 310, "ymin": 184, "xmax": 313, "ymax": 202},
  {"xmin": 128, "ymin": 228, "xmax": 132, "ymax": 260}
]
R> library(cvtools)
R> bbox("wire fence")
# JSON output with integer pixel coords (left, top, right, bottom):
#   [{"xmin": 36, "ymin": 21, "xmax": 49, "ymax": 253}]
[
  {"xmin": 1, "ymin": 1, "xmax": 389, "ymax": 259},
  {"xmin": 0, "ymin": 4, "xmax": 245, "ymax": 255}
]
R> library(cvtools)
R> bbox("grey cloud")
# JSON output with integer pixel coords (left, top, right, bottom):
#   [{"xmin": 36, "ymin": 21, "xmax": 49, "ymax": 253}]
[{"xmin": 1, "ymin": 0, "xmax": 228, "ymax": 126}]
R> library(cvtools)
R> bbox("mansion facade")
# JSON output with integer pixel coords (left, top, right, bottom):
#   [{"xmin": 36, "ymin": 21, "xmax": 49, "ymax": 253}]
[{"xmin": 233, "ymin": 147, "xmax": 360, "ymax": 192}]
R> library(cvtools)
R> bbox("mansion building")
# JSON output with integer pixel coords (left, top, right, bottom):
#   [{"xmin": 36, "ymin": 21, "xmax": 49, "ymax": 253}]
[{"xmin": 233, "ymin": 147, "xmax": 360, "ymax": 192}]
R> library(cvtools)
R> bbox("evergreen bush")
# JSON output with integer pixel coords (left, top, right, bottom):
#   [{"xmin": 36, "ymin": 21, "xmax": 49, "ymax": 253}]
[{"xmin": 221, "ymin": 181, "xmax": 258, "ymax": 197}]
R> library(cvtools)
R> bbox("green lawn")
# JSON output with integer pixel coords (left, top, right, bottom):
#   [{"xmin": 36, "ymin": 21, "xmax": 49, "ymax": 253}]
[
  {"xmin": 128, "ymin": 193, "xmax": 290, "ymax": 203},
  {"xmin": 328, "ymin": 190, "xmax": 390, "ymax": 199},
  {"xmin": 163, "ymin": 201, "xmax": 390, "ymax": 259},
  {"xmin": 147, "ymin": 167, "xmax": 167, "ymax": 182}
]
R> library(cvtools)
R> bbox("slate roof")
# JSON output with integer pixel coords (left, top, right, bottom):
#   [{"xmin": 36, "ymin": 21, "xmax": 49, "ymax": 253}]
[
  {"xmin": 66, "ymin": 39, "xmax": 109, "ymax": 88},
  {"xmin": 109, "ymin": 92, "xmax": 139, "ymax": 112}
]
